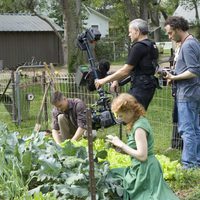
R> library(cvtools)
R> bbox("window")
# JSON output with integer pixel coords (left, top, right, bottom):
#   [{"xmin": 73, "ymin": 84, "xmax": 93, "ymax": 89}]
[{"xmin": 91, "ymin": 25, "xmax": 99, "ymax": 31}]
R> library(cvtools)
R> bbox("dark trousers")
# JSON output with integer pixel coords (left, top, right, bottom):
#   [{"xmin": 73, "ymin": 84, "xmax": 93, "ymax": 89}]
[
  {"xmin": 129, "ymin": 85, "xmax": 156, "ymax": 110},
  {"xmin": 171, "ymin": 97, "xmax": 183, "ymax": 149},
  {"xmin": 129, "ymin": 75, "xmax": 157, "ymax": 110}
]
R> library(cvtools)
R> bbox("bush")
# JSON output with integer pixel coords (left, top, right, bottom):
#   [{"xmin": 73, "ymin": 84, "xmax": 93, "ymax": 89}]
[{"xmin": 95, "ymin": 40, "xmax": 113, "ymax": 61}]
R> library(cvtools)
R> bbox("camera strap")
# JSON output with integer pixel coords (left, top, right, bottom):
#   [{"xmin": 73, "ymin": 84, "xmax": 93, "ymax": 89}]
[{"xmin": 136, "ymin": 40, "xmax": 159, "ymax": 73}]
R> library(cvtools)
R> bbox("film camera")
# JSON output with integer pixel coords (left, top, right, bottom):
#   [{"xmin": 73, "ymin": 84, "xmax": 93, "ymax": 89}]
[
  {"xmin": 77, "ymin": 27, "xmax": 101, "ymax": 51},
  {"xmin": 90, "ymin": 88, "xmax": 117, "ymax": 130},
  {"xmin": 76, "ymin": 28, "xmax": 117, "ymax": 130},
  {"xmin": 76, "ymin": 28, "xmax": 110, "ymax": 90}
]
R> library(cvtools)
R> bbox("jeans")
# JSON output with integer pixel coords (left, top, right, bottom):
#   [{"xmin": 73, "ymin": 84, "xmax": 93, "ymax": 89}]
[{"xmin": 177, "ymin": 100, "xmax": 200, "ymax": 168}]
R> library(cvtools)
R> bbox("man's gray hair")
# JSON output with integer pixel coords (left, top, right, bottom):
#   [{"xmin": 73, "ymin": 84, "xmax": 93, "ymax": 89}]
[
  {"xmin": 129, "ymin": 19, "xmax": 149, "ymax": 35},
  {"xmin": 50, "ymin": 91, "xmax": 64, "ymax": 105}
]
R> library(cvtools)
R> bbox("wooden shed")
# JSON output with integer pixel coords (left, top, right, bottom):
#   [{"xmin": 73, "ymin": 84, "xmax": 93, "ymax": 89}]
[{"xmin": 0, "ymin": 14, "xmax": 63, "ymax": 69}]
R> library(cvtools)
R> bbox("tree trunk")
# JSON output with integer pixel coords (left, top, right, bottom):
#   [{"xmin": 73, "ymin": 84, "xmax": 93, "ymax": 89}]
[
  {"xmin": 194, "ymin": 1, "xmax": 200, "ymax": 22},
  {"xmin": 150, "ymin": 3, "xmax": 160, "ymax": 42},
  {"xmin": 60, "ymin": 0, "xmax": 81, "ymax": 72},
  {"xmin": 139, "ymin": 0, "xmax": 148, "ymax": 20},
  {"xmin": 123, "ymin": 0, "xmax": 138, "ymax": 20}
]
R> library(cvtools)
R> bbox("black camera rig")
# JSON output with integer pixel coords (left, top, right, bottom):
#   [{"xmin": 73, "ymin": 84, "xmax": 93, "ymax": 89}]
[
  {"xmin": 77, "ymin": 28, "xmax": 117, "ymax": 130},
  {"xmin": 157, "ymin": 68, "xmax": 177, "ymax": 97},
  {"xmin": 77, "ymin": 28, "xmax": 101, "ymax": 51}
]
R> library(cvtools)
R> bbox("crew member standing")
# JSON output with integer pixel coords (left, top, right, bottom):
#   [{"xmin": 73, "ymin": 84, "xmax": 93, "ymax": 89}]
[
  {"xmin": 164, "ymin": 16, "xmax": 200, "ymax": 169},
  {"xmin": 95, "ymin": 18, "xmax": 159, "ymax": 110}
]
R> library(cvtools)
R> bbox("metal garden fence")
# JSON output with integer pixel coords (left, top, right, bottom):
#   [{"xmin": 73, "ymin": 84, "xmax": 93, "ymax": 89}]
[{"xmin": 0, "ymin": 65, "xmax": 182, "ymax": 151}]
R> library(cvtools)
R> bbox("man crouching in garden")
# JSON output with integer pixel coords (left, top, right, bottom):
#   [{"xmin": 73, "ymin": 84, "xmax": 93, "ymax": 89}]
[{"xmin": 50, "ymin": 91, "xmax": 87, "ymax": 144}]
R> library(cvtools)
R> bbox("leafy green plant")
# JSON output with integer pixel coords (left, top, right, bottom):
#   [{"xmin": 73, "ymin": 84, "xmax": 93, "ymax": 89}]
[
  {"xmin": 0, "ymin": 122, "xmax": 199, "ymax": 199},
  {"xmin": 0, "ymin": 124, "xmax": 27, "ymax": 199},
  {"xmin": 0, "ymin": 122, "xmax": 120, "ymax": 199},
  {"xmin": 156, "ymin": 154, "xmax": 182, "ymax": 180},
  {"xmin": 0, "ymin": 155, "xmax": 27, "ymax": 199},
  {"xmin": 71, "ymin": 138, "xmax": 182, "ymax": 181}
]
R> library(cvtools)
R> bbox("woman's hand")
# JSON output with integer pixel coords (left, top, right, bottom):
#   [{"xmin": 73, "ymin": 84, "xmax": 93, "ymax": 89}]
[{"xmin": 106, "ymin": 135, "xmax": 124, "ymax": 149}]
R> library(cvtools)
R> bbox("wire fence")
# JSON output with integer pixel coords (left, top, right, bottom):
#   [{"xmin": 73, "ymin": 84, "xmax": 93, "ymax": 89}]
[{"xmin": 0, "ymin": 66, "xmax": 182, "ymax": 151}]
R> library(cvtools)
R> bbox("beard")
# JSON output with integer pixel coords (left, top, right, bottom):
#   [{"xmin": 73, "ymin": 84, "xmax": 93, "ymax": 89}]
[{"xmin": 173, "ymin": 31, "xmax": 181, "ymax": 42}]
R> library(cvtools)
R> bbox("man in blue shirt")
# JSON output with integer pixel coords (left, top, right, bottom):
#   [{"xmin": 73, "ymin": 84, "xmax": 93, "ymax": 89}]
[{"xmin": 164, "ymin": 16, "xmax": 200, "ymax": 169}]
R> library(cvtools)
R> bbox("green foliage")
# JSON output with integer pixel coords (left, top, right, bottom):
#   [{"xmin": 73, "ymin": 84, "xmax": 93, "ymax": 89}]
[
  {"xmin": 1, "ymin": 121, "xmax": 200, "ymax": 199},
  {"xmin": 71, "ymin": 138, "xmax": 182, "ymax": 181},
  {"xmin": 95, "ymin": 40, "xmax": 113, "ymax": 61},
  {"xmin": 48, "ymin": 4, "xmax": 63, "ymax": 28},
  {"xmin": 169, "ymin": 168, "xmax": 200, "ymax": 191},
  {"xmin": 0, "ymin": 124, "xmax": 27, "ymax": 199},
  {"xmin": 0, "ymin": 0, "xmax": 51, "ymax": 13},
  {"xmin": 185, "ymin": 184, "xmax": 200, "ymax": 200},
  {"xmin": 160, "ymin": 0, "xmax": 179, "ymax": 16},
  {"xmin": 0, "ymin": 123, "xmax": 119, "ymax": 199},
  {"xmin": 156, "ymin": 154, "xmax": 182, "ymax": 180}
]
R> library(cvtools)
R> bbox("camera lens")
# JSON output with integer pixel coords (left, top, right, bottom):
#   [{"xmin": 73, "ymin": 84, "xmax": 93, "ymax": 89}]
[{"xmin": 161, "ymin": 71, "xmax": 167, "ymax": 76}]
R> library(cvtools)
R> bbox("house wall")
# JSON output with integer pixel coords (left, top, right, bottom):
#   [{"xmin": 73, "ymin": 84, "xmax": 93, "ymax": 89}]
[
  {"xmin": 84, "ymin": 13, "xmax": 109, "ymax": 38},
  {"xmin": 0, "ymin": 32, "xmax": 63, "ymax": 69},
  {"xmin": 173, "ymin": 5, "xmax": 200, "ymax": 24}
]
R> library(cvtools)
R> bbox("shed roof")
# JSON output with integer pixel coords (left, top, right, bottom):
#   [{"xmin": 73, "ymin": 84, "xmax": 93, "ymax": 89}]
[
  {"xmin": 0, "ymin": 13, "xmax": 63, "ymax": 32},
  {"xmin": 84, "ymin": 6, "xmax": 110, "ymax": 21}
]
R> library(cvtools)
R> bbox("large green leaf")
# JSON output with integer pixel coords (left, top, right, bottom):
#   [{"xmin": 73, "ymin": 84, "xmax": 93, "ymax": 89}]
[
  {"xmin": 96, "ymin": 150, "xmax": 107, "ymax": 159},
  {"xmin": 61, "ymin": 140, "xmax": 79, "ymax": 156},
  {"xmin": 37, "ymin": 155, "xmax": 62, "ymax": 176},
  {"xmin": 62, "ymin": 156, "xmax": 86, "ymax": 169},
  {"xmin": 65, "ymin": 173, "xmax": 86, "ymax": 185},
  {"xmin": 68, "ymin": 185, "xmax": 89, "ymax": 198}
]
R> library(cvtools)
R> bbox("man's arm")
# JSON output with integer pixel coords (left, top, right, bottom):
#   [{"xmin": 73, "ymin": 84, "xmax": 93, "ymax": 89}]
[
  {"xmin": 165, "ymin": 70, "xmax": 197, "ymax": 81},
  {"xmin": 52, "ymin": 129, "xmax": 63, "ymax": 144},
  {"xmin": 95, "ymin": 64, "xmax": 133, "ymax": 88},
  {"xmin": 71, "ymin": 127, "xmax": 86, "ymax": 141}
]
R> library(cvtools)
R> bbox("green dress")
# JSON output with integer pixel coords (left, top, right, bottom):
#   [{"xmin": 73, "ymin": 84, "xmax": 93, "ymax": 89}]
[{"xmin": 110, "ymin": 117, "xmax": 179, "ymax": 200}]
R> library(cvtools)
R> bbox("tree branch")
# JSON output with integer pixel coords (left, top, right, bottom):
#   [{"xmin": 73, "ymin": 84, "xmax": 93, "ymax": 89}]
[{"xmin": 33, "ymin": 10, "xmax": 63, "ymax": 43}]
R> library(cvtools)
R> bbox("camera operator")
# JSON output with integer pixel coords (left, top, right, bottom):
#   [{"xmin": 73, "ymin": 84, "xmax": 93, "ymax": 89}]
[
  {"xmin": 164, "ymin": 16, "xmax": 200, "ymax": 169},
  {"xmin": 95, "ymin": 18, "xmax": 159, "ymax": 110},
  {"xmin": 50, "ymin": 91, "xmax": 87, "ymax": 144}
]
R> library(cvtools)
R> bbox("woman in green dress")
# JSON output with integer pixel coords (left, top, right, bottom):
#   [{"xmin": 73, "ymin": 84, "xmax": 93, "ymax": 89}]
[{"xmin": 106, "ymin": 93, "xmax": 179, "ymax": 200}]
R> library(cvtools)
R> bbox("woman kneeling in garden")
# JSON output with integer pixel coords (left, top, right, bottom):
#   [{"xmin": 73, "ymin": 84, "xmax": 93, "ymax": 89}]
[{"xmin": 106, "ymin": 93, "xmax": 179, "ymax": 200}]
